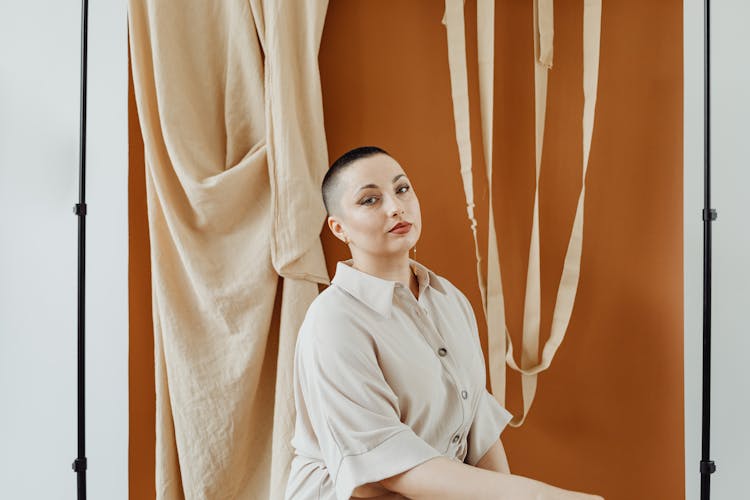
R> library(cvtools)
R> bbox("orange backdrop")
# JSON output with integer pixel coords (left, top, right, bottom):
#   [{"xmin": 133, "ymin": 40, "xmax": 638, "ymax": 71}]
[{"xmin": 129, "ymin": 1, "xmax": 684, "ymax": 498}]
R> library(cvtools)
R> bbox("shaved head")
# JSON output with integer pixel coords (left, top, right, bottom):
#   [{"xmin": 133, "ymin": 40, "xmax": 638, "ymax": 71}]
[{"xmin": 321, "ymin": 146, "xmax": 390, "ymax": 217}]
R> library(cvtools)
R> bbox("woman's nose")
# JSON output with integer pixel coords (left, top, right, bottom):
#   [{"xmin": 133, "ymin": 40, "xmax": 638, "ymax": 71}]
[{"xmin": 387, "ymin": 199, "xmax": 404, "ymax": 216}]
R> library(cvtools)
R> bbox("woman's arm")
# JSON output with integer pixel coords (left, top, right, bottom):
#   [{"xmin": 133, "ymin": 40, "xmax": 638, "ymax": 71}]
[
  {"xmin": 351, "ymin": 482, "xmax": 393, "ymax": 498},
  {"xmin": 475, "ymin": 438, "xmax": 510, "ymax": 474},
  {"xmin": 378, "ymin": 456, "xmax": 604, "ymax": 500},
  {"xmin": 350, "ymin": 438, "xmax": 507, "ymax": 498}
]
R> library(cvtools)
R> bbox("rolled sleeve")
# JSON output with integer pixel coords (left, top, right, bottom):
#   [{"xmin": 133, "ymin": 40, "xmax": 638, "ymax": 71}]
[
  {"xmin": 335, "ymin": 428, "xmax": 441, "ymax": 500},
  {"xmin": 297, "ymin": 315, "xmax": 442, "ymax": 500},
  {"xmin": 465, "ymin": 388, "xmax": 514, "ymax": 466}
]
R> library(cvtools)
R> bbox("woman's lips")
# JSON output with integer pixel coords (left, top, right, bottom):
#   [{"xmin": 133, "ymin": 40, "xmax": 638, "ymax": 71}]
[{"xmin": 389, "ymin": 223, "xmax": 412, "ymax": 234}]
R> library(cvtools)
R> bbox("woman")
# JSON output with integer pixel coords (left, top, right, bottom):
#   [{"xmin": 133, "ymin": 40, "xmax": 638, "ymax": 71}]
[{"xmin": 284, "ymin": 147, "xmax": 603, "ymax": 500}]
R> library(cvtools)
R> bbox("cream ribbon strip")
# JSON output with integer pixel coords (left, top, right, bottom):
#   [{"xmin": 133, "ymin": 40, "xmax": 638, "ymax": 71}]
[{"xmin": 442, "ymin": 0, "xmax": 602, "ymax": 427}]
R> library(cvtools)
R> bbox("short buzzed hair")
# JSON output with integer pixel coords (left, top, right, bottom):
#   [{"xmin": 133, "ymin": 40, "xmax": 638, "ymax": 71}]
[{"xmin": 321, "ymin": 146, "xmax": 390, "ymax": 217}]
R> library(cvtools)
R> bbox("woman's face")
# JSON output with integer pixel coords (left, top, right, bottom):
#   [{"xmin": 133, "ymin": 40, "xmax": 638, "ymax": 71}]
[{"xmin": 328, "ymin": 153, "xmax": 421, "ymax": 259}]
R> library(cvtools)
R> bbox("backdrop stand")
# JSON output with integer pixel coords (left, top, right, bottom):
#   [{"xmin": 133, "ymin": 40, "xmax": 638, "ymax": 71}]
[
  {"xmin": 72, "ymin": 0, "xmax": 89, "ymax": 499},
  {"xmin": 700, "ymin": 0, "xmax": 717, "ymax": 498}
]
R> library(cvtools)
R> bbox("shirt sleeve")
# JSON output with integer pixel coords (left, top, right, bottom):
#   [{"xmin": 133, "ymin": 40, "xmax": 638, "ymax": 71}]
[
  {"xmin": 296, "ymin": 313, "xmax": 443, "ymax": 500},
  {"xmin": 464, "ymin": 388, "xmax": 514, "ymax": 466},
  {"xmin": 451, "ymin": 285, "xmax": 515, "ymax": 466}
]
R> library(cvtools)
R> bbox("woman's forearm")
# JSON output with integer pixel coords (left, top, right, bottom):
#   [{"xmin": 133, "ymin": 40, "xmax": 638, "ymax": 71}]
[
  {"xmin": 379, "ymin": 456, "xmax": 603, "ymax": 500},
  {"xmin": 351, "ymin": 481, "xmax": 393, "ymax": 497}
]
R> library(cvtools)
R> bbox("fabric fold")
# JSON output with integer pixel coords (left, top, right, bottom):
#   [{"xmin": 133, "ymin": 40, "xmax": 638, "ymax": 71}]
[{"xmin": 263, "ymin": 0, "xmax": 331, "ymax": 285}]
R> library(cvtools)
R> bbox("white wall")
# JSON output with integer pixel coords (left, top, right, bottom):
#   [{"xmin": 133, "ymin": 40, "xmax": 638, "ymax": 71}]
[
  {"xmin": 684, "ymin": 1, "xmax": 750, "ymax": 499},
  {"xmin": 0, "ymin": 1, "xmax": 128, "ymax": 498}
]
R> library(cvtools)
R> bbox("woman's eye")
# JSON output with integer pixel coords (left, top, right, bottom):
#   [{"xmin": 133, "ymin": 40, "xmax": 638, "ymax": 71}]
[{"xmin": 361, "ymin": 185, "xmax": 408, "ymax": 206}]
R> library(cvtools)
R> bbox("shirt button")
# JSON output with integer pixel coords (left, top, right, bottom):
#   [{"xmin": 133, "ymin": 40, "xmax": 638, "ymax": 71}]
[
  {"xmin": 437, "ymin": 347, "xmax": 448, "ymax": 357},
  {"xmin": 461, "ymin": 390, "xmax": 468, "ymax": 400},
  {"xmin": 452, "ymin": 434, "xmax": 460, "ymax": 444}
]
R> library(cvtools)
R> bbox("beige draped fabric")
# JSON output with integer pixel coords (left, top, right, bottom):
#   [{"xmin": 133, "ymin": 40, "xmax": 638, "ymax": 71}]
[
  {"xmin": 442, "ymin": 0, "xmax": 602, "ymax": 426},
  {"xmin": 128, "ymin": 0, "xmax": 330, "ymax": 497}
]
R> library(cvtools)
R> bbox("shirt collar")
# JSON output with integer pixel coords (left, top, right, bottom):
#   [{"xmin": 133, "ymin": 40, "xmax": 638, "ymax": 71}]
[{"xmin": 331, "ymin": 258, "xmax": 447, "ymax": 318}]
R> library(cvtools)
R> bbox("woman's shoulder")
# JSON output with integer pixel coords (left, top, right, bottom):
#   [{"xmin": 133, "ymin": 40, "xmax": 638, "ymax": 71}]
[
  {"xmin": 424, "ymin": 267, "xmax": 469, "ymax": 305},
  {"xmin": 304, "ymin": 283, "xmax": 357, "ymax": 321},
  {"xmin": 423, "ymin": 268, "xmax": 475, "ymax": 322},
  {"xmin": 296, "ymin": 285, "xmax": 372, "ymax": 347}
]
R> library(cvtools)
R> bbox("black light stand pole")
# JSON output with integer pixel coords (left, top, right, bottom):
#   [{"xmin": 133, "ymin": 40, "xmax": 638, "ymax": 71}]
[
  {"xmin": 72, "ymin": 0, "xmax": 89, "ymax": 498},
  {"xmin": 700, "ymin": 0, "xmax": 717, "ymax": 498}
]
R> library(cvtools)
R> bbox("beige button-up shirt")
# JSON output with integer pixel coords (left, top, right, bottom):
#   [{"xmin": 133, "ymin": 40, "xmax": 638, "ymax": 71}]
[{"xmin": 284, "ymin": 258, "xmax": 513, "ymax": 500}]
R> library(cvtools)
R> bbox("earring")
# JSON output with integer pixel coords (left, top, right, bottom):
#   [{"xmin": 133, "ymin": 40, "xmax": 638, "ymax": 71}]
[{"xmin": 412, "ymin": 245, "xmax": 417, "ymax": 260}]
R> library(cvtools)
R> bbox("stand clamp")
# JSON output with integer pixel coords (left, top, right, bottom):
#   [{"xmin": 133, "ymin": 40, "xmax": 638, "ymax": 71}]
[
  {"xmin": 72, "ymin": 457, "xmax": 87, "ymax": 473},
  {"xmin": 73, "ymin": 203, "xmax": 87, "ymax": 216},
  {"xmin": 700, "ymin": 460, "xmax": 716, "ymax": 475},
  {"xmin": 702, "ymin": 208, "xmax": 717, "ymax": 221}
]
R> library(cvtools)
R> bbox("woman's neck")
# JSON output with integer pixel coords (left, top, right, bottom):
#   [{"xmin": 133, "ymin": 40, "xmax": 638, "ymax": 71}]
[{"xmin": 350, "ymin": 253, "xmax": 418, "ymax": 298}]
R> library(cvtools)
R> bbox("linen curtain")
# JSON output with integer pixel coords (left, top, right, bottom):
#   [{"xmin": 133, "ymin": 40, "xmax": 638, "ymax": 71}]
[{"xmin": 128, "ymin": 0, "xmax": 330, "ymax": 497}]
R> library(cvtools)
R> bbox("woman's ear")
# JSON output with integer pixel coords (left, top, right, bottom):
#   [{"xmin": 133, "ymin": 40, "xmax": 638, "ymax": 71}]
[{"xmin": 327, "ymin": 216, "xmax": 347, "ymax": 244}]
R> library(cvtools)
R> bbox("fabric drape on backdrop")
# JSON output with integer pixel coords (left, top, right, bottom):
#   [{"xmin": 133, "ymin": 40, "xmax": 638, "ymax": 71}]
[
  {"xmin": 128, "ymin": 0, "xmax": 330, "ymax": 497},
  {"xmin": 442, "ymin": 0, "xmax": 602, "ymax": 426}
]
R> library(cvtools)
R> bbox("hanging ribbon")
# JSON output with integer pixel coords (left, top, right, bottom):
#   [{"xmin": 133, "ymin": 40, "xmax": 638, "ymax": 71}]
[
  {"xmin": 442, "ymin": 0, "xmax": 487, "ymax": 340},
  {"xmin": 442, "ymin": 0, "xmax": 602, "ymax": 426}
]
